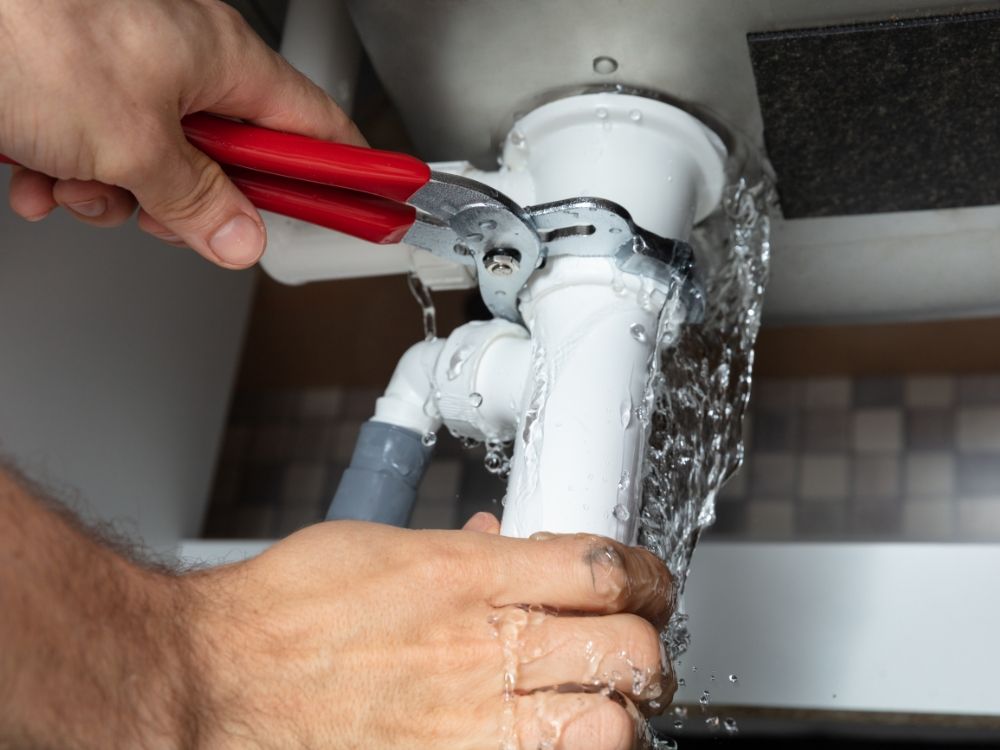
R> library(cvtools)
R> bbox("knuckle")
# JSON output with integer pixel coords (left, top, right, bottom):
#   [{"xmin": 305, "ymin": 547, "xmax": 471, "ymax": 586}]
[
  {"xmin": 208, "ymin": 0, "xmax": 248, "ymax": 31},
  {"xmin": 155, "ymin": 159, "xmax": 228, "ymax": 225}
]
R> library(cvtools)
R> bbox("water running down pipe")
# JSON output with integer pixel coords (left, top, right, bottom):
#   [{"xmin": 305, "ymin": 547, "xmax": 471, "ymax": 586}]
[{"xmin": 326, "ymin": 94, "xmax": 727, "ymax": 541}]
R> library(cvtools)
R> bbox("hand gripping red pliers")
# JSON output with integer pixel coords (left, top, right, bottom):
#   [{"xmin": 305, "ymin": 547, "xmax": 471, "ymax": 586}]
[{"xmin": 1, "ymin": 114, "xmax": 698, "ymax": 322}]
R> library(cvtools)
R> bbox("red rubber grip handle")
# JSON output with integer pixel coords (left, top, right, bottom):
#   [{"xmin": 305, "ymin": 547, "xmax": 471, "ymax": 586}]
[
  {"xmin": 181, "ymin": 113, "xmax": 431, "ymax": 202},
  {"xmin": 224, "ymin": 166, "xmax": 415, "ymax": 244}
]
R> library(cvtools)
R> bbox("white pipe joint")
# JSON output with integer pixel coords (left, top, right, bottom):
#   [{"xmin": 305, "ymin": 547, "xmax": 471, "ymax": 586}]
[
  {"xmin": 503, "ymin": 93, "xmax": 727, "ymax": 239},
  {"xmin": 432, "ymin": 320, "xmax": 530, "ymax": 442}
]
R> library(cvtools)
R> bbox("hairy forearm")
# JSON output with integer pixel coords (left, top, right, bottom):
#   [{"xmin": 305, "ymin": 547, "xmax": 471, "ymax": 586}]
[{"xmin": 0, "ymin": 469, "xmax": 203, "ymax": 749}]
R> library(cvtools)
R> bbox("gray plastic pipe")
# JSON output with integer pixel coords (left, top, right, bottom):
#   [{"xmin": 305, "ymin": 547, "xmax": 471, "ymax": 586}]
[
  {"xmin": 326, "ymin": 421, "xmax": 433, "ymax": 526},
  {"xmin": 326, "ymin": 339, "xmax": 444, "ymax": 526}
]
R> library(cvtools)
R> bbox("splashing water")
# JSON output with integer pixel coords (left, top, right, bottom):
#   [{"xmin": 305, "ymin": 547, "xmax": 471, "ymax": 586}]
[
  {"xmin": 639, "ymin": 175, "xmax": 774, "ymax": 659},
  {"xmin": 407, "ymin": 272, "xmax": 437, "ymax": 341}
]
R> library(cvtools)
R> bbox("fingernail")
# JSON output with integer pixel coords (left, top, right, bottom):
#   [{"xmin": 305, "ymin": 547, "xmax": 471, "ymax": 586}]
[
  {"xmin": 67, "ymin": 197, "xmax": 107, "ymax": 218},
  {"xmin": 529, "ymin": 531, "xmax": 556, "ymax": 542},
  {"xmin": 209, "ymin": 214, "xmax": 264, "ymax": 266},
  {"xmin": 155, "ymin": 233, "xmax": 185, "ymax": 245},
  {"xmin": 24, "ymin": 209, "xmax": 54, "ymax": 222}
]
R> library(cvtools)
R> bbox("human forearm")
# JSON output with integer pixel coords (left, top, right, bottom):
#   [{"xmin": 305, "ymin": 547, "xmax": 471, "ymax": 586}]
[{"xmin": 0, "ymin": 470, "xmax": 202, "ymax": 749}]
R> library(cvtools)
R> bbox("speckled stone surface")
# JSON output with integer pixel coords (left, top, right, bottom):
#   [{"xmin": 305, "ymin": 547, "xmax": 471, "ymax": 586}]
[{"xmin": 748, "ymin": 11, "xmax": 1000, "ymax": 218}]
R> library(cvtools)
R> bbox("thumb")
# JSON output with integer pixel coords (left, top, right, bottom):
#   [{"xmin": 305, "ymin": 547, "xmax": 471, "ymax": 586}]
[
  {"xmin": 129, "ymin": 131, "xmax": 265, "ymax": 268},
  {"xmin": 463, "ymin": 512, "xmax": 502, "ymax": 534}
]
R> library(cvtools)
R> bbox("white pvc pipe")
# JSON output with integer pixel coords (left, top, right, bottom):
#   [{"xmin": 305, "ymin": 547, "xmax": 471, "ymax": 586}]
[
  {"xmin": 372, "ymin": 338, "xmax": 445, "ymax": 435},
  {"xmin": 431, "ymin": 319, "xmax": 530, "ymax": 443},
  {"xmin": 502, "ymin": 94, "xmax": 727, "ymax": 239},
  {"xmin": 500, "ymin": 257, "xmax": 683, "ymax": 542}
]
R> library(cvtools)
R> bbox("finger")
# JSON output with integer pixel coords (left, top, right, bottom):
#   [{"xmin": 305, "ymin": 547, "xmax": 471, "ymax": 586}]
[
  {"xmin": 511, "ymin": 692, "xmax": 644, "ymax": 750},
  {"xmin": 8, "ymin": 166, "xmax": 57, "ymax": 221},
  {"xmin": 492, "ymin": 534, "xmax": 674, "ymax": 628},
  {"xmin": 52, "ymin": 179, "xmax": 137, "ymax": 227},
  {"xmin": 136, "ymin": 209, "xmax": 187, "ymax": 246},
  {"xmin": 509, "ymin": 611, "xmax": 673, "ymax": 710},
  {"xmin": 125, "ymin": 129, "xmax": 265, "ymax": 268},
  {"xmin": 195, "ymin": 3, "xmax": 366, "ymax": 146},
  {"xmin": 464, "ymin": 512, "xmax": 501, "ymax": 534}
]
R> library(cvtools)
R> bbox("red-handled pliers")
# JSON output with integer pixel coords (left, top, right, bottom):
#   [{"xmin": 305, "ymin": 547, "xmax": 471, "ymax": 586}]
[{"xmin": 0, "ymin": 114, "xmax": 544, "ymax": 320}]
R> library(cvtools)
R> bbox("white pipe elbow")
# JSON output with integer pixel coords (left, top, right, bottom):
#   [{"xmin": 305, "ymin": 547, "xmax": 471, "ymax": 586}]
[{"xmin": 373, "ymin": 338, "xmax": 446, "ymax": 435}]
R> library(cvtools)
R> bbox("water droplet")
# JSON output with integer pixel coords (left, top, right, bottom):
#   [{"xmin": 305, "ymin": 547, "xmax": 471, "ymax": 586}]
[
  {"xmin": 672, "ymin": 720, "xmax": 683, "ymax": 729},
  {"xmin": 595, "ymin": 107, "xmax": 609, "ymax": 120},
  {"xmin": 629, "ymin": 109, "xmax": 642, "ymax": 122},
  {"xmin": 705, "ymin": 716, "xmax": 720, "ymax": 729},
  {"xmin": 592, "ymin": 55, "xmax": 618, "ymax": 74},
  {"xmin": 469, "ymin": 392, "xmax": 483, "ymax": 407},
  {"xmin": 479, "ymin": 219, "xmax": 497, "ymax": 231},
  {"xmin": 447, "ymin": 346, "xmax": 473, "ymax": 380},
  {"xmin": 509, "ymin": 130, "xmax": 526, "ymax": 148},
  {"xmin": 710, "ymin": 673, "xmax": 716, "ymax": 682},
  {"xmin": 723, "ymin": 717, "xmax": 739, "ymax": 735},
  {"xmin": 677, "ymin": 677, "xmax": 686, "ymax": 688},
  {"xmin": 617, "ymin": 471, "xmax": 631, "ymax": 492},
  {"xmin": 613, "ymin": 504, "xmax": 630, "ymax": 521},
  {"xmin": 465, "ymin": 232, "xmax": 483, "ymax": 243},
  {"xmin": 629, "ymin": 323, "xmax": 647, "ymax": 343},
  {"xmin": 699, "ymin": 690, "xmax": 710, "ymax": 705},
  {"xmin": 421, "ymin": 432, "xmax": 437, "ymax": 447},
  {"xmin": 728, "ymin": 674, "xmax": 738, "ymax": 683}
]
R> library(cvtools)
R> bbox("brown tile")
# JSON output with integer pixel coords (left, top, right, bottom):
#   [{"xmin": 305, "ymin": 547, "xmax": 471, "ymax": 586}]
[
  {"xmin": 704, "ymin": 504, "xmax": 747, "ymax": 536},
  {"xmin": 854, "ymin": 376, "xmax": 904, "ymax": 407},
  {"xmin": 753, "ymin": 379, "xmax": 804, "ymax": 409},
  {"xmin": 905, "ymin": 409, "xmax": 954, "ymax": 451},
  {"xmin": 749, "ymin": 453, "xmax": 796, "ymax": 495},
  {"xmin": 795, "ymin": 501, "xmax": 846, "ymax": 538},
  {"xmin": 957, "ymin": 454, "xmax": 1000, "ymax": 497},
  {"xmin": 849, "ymin": 498, "xmax": 900, "ymax": 537},
  {"xmin": 957, "ymin": 375, "xmax": 1000, "ymax": 405},
  {"xmin": 745, "ymin": 499, "xmax": 795, "ymax": 539},
  {"xmin": 801, "ymin": 410, "xmax": 850, "ymax": 452},
  {"xmin": 852, "ymin": 455, "xmax": 900, "ymax": 499},
  {"xmin": 798, "ymin": 455, "xmax": 849, "ymax": 501},
  {"xmin": 752, "ymin": 410, "xmax": 799, "ymax": 451}
]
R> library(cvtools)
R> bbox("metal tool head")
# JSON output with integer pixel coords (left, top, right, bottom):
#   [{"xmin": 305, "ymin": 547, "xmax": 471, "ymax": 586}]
[
  {"xmin": 403, "ymin": 172, "xmax": 542, "ymax": 321},
  {"xmin": 404, "ymin": 175, "xmax": 702, "ymax": 324}
]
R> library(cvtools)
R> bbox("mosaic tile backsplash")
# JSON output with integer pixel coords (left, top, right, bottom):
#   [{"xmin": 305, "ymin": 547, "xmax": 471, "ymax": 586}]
[{"xmin": 202, "ymin": 375, "xmax": 1000, "ymax": 542}]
